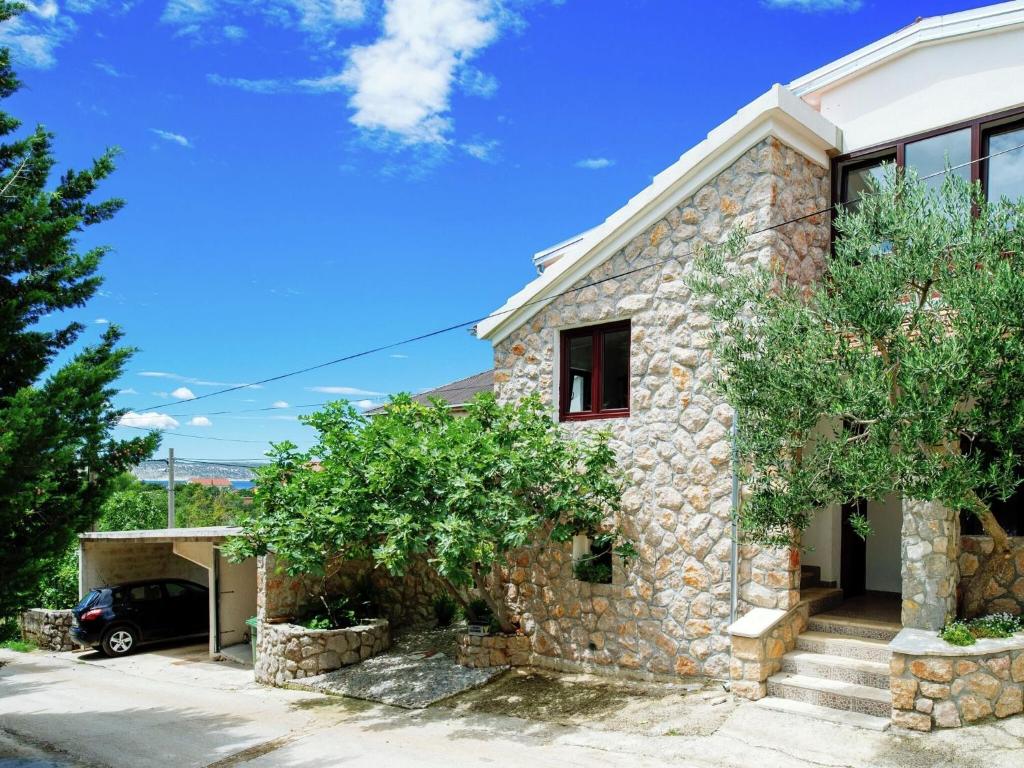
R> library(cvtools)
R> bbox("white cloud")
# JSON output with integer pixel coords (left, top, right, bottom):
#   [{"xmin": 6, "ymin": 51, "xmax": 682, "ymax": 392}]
[
  {"xmin": 458, "ymin": 66, "xmax": 498, "ymax": 98},
  {"xmin": 171, "ymin": 386, "xmax": 196, "ymax": 399},
  {"xmin": 271, "ymin": 400, "xmax": 289, "ymax": 408},
  {"xmin": 307, "ymin": 385, "xmax": 384, "ymax": 396},
  {"xmin": 462, "ymin": 138, "xmax": 499, "ymax": 162},
  {"xmin": 389, "ymin": 353, "xmax": 408, "ymax": 359},
  {"xmin": 576, "ymin": 157, "xmax": 613, "ymax": 170},
  {"xmin": 150, "ymin": 128, "xmax": 193, "ymax": 148},
  {"xmin": 187, "ymin": 415, "xmax": 213, "ymax": 427},
  {"xmin": 207, "ymin": 71, "xmax": 349, "ymax": 96},
  {"xmin": 95, "ymin": 317, "xmax": 110, "ymax": 324},
  {"xmin": 222, "ymin": 24, "xmax": 246, "ymax": 39},
  {"xmin": 352, "ymin": 399, "xmax": 378, "ymax": 410},
  {"xmin": 762, "ymin": 0, "xmax": 862, "ymax": 11},
  {"xmin": 119, "ymin": 411, "xmax": 180, "ymax": 429},
  {"xmin": 0, "ymin": 4, "xmax": 73, "ymax": 70},
  {"xmin": 339, "ymin": 0, "xmax": 501, "ymax": 145},
  {"xmin": 94, "ymin": 61, "xmax": 124, "ymax": 77},
  {"xmin": 119, "ymin": 387, "xmax": 138, "ymax": 395},
  {"xmin": 138, "ymin": 370, "xmax": 260, "ymax": 388},
  {"xmin": 162, "ymin": 0, "xmax": 366, "ymax": 36}
]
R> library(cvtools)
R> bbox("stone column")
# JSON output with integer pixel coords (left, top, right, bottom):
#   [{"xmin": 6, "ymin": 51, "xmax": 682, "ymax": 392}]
[{"xmin": 901, "ymin": 499, "xmax": 959, "ymax": 630}]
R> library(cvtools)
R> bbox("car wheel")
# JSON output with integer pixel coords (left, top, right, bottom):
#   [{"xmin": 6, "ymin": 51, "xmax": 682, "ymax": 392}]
[{"xmin": 101, "ymin": 626, "xmax": 137, "ymax": 657}]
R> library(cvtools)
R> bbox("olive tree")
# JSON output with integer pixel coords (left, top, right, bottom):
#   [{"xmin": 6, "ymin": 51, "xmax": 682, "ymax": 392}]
[
  {"xmin": 690, "ymin": 167, "xmax": 1024, "ymax": 618},
  {"xmin": 226, "ymin": 393, "xmax": 629, "ymax": 632}
]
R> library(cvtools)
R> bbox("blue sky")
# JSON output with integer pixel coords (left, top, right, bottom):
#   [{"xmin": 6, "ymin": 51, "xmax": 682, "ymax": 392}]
[{"xmin": 10, "ymin": 0, "xmax": 985, "ymax": 461}]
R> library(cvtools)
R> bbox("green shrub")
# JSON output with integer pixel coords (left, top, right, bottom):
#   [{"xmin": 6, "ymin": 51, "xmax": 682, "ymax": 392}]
[
  {"xmin": 939, "ymin": 621, "xmax": 976, "ymax": 646},
  {"xmin": 465, "ymin": 598, "xmax": 493, "ymax": 625},
  {"xmin": 1, "ymin": 639, "xmax": 36, "ymax": 653},
  {"xmin": 433, "ymin": 594, "xmax": 458, "ymax": 627},
  {"xmin": 300, "ymin": 596, "xmax": 356, "ymax": 630},
  {"xmin": 968, "ymin": 613, "xmax": 1024, "ymax": 639},
  {"xmin": 574, "ymin": 559, "xmax": 612, "ymax": 584}
]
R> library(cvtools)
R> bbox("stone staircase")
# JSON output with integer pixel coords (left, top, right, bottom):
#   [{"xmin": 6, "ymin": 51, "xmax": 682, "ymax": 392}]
[{"xmin": 757, "ymin": 612, "xmax": 900, "ymax": 730}]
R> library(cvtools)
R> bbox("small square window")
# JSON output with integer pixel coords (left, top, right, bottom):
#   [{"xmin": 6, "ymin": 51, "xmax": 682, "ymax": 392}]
[
  {"xmin": 573, "ymin": 540, "xmax": 613, "ymax": 584},
  {"xmin": 560, "ymin": 321, "xmax": 630, "ymax": 421}
]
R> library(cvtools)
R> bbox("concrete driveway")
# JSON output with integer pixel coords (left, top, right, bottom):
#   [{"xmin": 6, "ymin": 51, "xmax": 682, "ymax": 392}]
[{"xmin": 2, "ymin": 645, "xmax": 1022, "ymax": 768}]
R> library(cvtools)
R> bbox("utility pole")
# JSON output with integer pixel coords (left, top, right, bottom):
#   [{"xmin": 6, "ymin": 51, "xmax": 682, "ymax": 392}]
[{"xmin": 167, "ymin": 447, "xmax": 176, "ymax": 528}]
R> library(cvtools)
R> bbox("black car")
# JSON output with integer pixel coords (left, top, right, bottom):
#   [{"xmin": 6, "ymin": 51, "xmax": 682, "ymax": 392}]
[{"xmin": 71, "ymin": 579, "xmax": 209, "ymax": 657}]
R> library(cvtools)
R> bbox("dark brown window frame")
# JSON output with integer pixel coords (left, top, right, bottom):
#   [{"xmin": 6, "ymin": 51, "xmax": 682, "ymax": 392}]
[
  {"xmin": 831, "ymin": 105, "xmax": 1024, "ymax": 217},
  {"xmin": 559, "ymin": 320, "xmax": 631, "ymax": 422}
]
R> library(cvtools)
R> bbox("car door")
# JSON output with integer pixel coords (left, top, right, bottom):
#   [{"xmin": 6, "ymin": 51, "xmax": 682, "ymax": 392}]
[{"xmin": 124, "ymin": 583, "xmax": 171, "ymax": 641}]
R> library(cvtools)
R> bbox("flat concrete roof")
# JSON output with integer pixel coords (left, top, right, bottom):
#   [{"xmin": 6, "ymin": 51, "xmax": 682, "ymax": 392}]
[{"xmin": 79, "ymin": 526, "xmax": 242, "ymax": 544}]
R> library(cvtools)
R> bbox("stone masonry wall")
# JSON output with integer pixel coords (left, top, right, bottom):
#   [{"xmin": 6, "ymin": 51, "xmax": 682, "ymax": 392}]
[
  {"xmin": 19, "ymin": 609, "xmax": 74, "ymax": 652},
  {"xmin": 959, "ymin": 535, "xmax": 1024, "ymax": 616},
  {"xmin": 457, "ymin": 632, "xmax": 531, "ymax": 668},
  {"xmin": 491, "ymin": 138, "xmax": 830, "ymax": 679},
  {"xmin": 891, "ymin": 643, "xmax": 1024, "ymax": 730},
  {"xmin": 902, "ymin": 500, "xmax": 960, "ymax": 631},
  {"xmin": 255, "ymin": 619, "xmax": 389, "ymax": 686},
  {"xmin": 258, "ymin": 553, "xmax": 448, "ymax": 630},
  {"xmin": 729, "ymin": 603, "xmax": 810, "ymax": 700}
]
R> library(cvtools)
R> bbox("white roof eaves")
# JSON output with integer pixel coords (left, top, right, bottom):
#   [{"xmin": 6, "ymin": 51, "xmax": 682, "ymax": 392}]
[
  {"xmin": 477, "ymin": 85, "xmax": 840, "ymax": 344},
  {"xmin": 790, "ymin": 1, "xmax": 1024, "ymax": 98}
]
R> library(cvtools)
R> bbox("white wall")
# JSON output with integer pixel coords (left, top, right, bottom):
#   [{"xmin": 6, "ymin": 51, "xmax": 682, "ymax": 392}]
[
  {"xmin": 802, "ymin": 503, "xmax": 841, "ymax": 585},
  {"xmin": 866, "ymin": 494, "xmax": 902, "ymax": 593},
  {"xmin": 810, "ymin": 28, "xmax": 1024, "ymax": 152},
  {"xmin": 80, "ymin": 541, "xmax": 208, "ymax": 598},
  {"xmin": 216, "ymin": 552, "xmax": 257, "ymax": 651}
]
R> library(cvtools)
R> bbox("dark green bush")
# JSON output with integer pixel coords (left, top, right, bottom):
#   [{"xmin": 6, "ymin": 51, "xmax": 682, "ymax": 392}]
[
  {"xmin": 939, "ymin": 621, "xmax": 975, "ymax": 646},
  {"xmin": 465, "ymin": 598, "xmax": 493, "ymax": 625},
  {"xmin": 433, "ymin": 594, "xmax": 458, "ymax": 627},
  {"xmin": 574, "ymin": 558, "xmax": 612, "ymax": 584}
]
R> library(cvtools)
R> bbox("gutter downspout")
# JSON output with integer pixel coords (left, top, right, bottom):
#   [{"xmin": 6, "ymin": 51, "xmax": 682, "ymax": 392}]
[{"xmin": 730, "ymin": 418, "xmax": 740, "ymax": 625}]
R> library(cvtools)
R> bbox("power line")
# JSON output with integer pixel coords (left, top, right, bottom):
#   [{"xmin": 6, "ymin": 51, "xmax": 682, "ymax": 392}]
[
  {"xmin": 134, "ymin": 139, "xmax": 1024, "ymax": 415},
  {"xmin": 119, "ymin": 424, "xmax": 268, "ymax": 444}
]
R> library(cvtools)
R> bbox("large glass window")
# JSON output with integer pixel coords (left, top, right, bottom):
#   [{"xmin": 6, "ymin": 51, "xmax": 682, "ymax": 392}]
[
  {"xmin": 904, "ymin": 128, "xmax": 971, "ymax": 193},
  {"xmin": 840, "ymin": 156, "xmax": 893, "ymax": 210},
  {"xmin": 560, "ymin": 321, "xmax": 630, "ymax": 421},
  {"xmin": 984, "ymin": 123, "xmax": 1024, "ymax": 203}
]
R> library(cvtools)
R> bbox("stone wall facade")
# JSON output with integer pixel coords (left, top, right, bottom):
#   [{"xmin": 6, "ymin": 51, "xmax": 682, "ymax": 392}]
[
  {"xmin": 257, "ymin": 553, "xmax": 448, "ymax": 630},
  {"xmin": 457, "ymin": 632, "xmax": 531, "ymax": 668},
  {"xmin": 901, "ymin": 500, "xmax": 960, "ymax": 631},
  {"xmin": 255, "ymin": 619, "xmax": 389, "ymax": 686},
  {"xmin": 729, "ymin": 604, "xmax": 810, "ymax": 700},
  {"xmin": 890, "ymin": 631, "xmax": 1024, "ymax": 730},
  {"xmin": 19, "ymin": 609, "xmax": 74, "ymax": 652},
  {"xmin": 959, "ymin": 535, "xmax": 1024, "ymax": 616},
  {"xmin": 491, "ymin": 138, "xmax": 830, "ymax": 679}
]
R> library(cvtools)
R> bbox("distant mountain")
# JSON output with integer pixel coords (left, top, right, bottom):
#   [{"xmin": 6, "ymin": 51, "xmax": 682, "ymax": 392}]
[{"xmin": 132, "ymin": 459, "xmax": 258, "ymax": 482}]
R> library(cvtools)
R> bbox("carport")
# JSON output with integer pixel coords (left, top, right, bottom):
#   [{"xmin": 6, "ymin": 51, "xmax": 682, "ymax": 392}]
[{"xmin": 77, "ymin": 527, "xmax": 257, "ymax": 661}]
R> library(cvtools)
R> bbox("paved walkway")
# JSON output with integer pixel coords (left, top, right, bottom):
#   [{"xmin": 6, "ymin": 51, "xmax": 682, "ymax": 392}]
[{"xmin": 2, "ymin": 646, "xmax": 1022, "ymax": 767}]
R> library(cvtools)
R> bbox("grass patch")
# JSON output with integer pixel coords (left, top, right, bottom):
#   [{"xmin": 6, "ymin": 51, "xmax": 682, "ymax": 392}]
[{"xmin": 1, "ymin": 639, "xmax": 37, "ymax": 652}]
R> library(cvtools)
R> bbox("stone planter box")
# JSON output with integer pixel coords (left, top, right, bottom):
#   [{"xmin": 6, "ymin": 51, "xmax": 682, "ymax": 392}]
[
  {"xmin": 254, "ymin": 618, "xmax": 389, "ymax": 686},
  {"xmin": 890, "ymin": 628, "xmax": 1024, "ymax": 731},
  {"xmin": 456, "ymin": 632, "xmax": 530, "ymax": 668},
  {"xmin": 19, "ymin": 609, "xmax": 74, "ymax": 652}
]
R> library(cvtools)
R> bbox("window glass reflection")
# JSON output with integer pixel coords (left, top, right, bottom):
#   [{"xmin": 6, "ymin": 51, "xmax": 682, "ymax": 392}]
[{"xmin": 986, "ymin": 125, "xmax": 1024, "ymax": 203}]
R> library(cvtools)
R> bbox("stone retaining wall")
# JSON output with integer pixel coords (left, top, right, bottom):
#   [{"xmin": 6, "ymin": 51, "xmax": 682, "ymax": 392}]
[
  {"xmin": 456, "ymin": 633, "xmax": 530, "ymax": 668},
  {"xmin": 959, "ymin": 535, "xmax": 1024, "ymax": 616},
  {"xmin": 890, "ymin": 628, "xmax": 1024, "ymax": 730},
  {"xmin": 19, "ymin": 609, "xmax": 74, "ymax": 652},
  {"xmin": 728, "ymin": 603, "xmax": 809, "ymax": 700},
  {"xmin": 254, "ymin": 618, "xmax": 389, "ymax": 686}
]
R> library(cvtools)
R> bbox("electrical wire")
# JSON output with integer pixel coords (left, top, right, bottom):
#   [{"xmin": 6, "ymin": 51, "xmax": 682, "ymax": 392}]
[{"xmin": 133, "ymin": 139, "xmax": 1024, "ymax": 415}]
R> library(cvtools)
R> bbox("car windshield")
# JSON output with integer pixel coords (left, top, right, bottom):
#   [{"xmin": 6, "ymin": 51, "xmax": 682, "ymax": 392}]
[{"xmin": 75, "ymin": 589, "xmax": 111, "ymax": 610}]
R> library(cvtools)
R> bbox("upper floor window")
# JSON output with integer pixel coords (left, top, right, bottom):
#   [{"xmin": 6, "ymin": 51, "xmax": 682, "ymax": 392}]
[
  {"xmin": 834, "ymin": 107, "xmax": 1024, "ymax": 214},
  {"xmin": 560, "ymin": 321, "xmax": 630, "ymax": 421}
]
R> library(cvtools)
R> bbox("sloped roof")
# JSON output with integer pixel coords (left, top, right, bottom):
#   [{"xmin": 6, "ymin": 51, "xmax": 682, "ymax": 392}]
[{"xmin": 365, "ymin": 370, "xmax": 494, "ymax": 415}]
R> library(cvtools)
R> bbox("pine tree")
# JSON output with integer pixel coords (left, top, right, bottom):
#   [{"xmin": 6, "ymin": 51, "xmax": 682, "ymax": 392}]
[{"xmin": 0, "ymin": 2, "xmax": 157, "ymax": 618}]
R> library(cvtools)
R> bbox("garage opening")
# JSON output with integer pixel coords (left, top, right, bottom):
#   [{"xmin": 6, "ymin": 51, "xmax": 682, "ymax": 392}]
[{"xmin": 78, "ymin": 527, "xmax": 257, "ymax": 663}]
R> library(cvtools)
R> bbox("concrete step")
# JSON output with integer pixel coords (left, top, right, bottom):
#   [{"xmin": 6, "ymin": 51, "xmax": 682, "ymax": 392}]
[
  {"xmin": 754, "ymin": 696, "xmax": 891, "ymax": 731},
  {"xmin": 807, "ymin": 615, "xmax": 900, "ymax": 642},
  {"xmin": 796, "ymin": 631, "xmax": 892, "ymax": 663},
  {"xmin": 799, "ymin": 587, "xmax": 843, "ymax": 617},
  {"xmin": 767, "ymin": 673, "xmax": 891, "ymax": 718},
  {"xmin": 781, "ymin": 650, "xmax": 890, "ymax": 689}
]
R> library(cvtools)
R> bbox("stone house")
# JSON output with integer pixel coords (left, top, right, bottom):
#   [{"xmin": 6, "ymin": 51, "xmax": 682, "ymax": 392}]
[{"xmin": 475, "ymin": 1, "xmax": 1024, "ymax": 727}]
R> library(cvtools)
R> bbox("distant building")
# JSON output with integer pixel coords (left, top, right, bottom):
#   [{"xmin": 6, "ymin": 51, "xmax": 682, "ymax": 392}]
[
  {"xmin": 189, "ymin": 477, "xmax": 232, "ymax": 488},
  {"xmin": 365, "ymin": 370, "xmax": 493, "ymax": 417}
]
